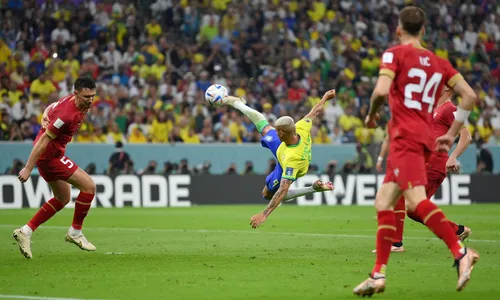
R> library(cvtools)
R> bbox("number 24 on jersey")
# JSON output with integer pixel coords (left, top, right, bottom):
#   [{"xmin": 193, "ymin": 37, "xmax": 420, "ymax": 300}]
[{"xmin": 404, "ymin": 67, "xmax": 443, "ymax": 113}]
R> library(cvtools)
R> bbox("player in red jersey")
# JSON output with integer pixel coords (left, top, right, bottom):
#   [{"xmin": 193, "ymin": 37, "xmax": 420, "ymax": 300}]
[
  {"xmin": 374, "ymin": 88, "xmax": 472, "ymax": 253},
  {"xmin": 13, "ymin": 77, "xmax": 97, "ymax": 259},
  {"xmin": 353, "ymin": 6, "xmax": 479, "ymax": 296}
]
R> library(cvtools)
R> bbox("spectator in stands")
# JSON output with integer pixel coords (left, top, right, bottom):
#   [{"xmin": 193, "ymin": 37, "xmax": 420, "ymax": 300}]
[
  {"xmin": 183, "ymin": 128, "xmax": 201, "ymax": 144},
  {"xmin": 0, "ymin": 0, "xmax": 498, "ymax": 174},
  {"xmin": 107, "ymin": 122, "xmax": 127, "ymax": 144},
  {"xmin": 128, "ymin": 125, "xmax": 147, "ymax": 143},
  {"xmin": 0, "ymin": 110, "xmax": 12, "ymax": 140},
  {"xmin": 10, "ymin": 95, "xmax": 34, "ymax": 124}
]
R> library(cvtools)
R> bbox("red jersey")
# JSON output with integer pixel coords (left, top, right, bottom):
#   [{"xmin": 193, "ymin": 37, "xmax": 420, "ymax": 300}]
[
  {"xmin": 427, "ymin": 100, "xmax": 457, "ymax": 173},
  {"xmin": 34, "ymin": 95, "xmax": 87, "ymax": 160},
  {"xmin": 380, "ymin": 44, "xmax": 462, "ymax": 150}
]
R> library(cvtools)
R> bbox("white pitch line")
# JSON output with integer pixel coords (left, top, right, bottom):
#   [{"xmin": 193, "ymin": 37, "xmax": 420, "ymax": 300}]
[
  {"xmin": 0, "ymin": 295, "xmax": 108, "ymax": 300},
  {"xmin": 0, "ymin": 224, "xmax": 498, "ymax": 243}
]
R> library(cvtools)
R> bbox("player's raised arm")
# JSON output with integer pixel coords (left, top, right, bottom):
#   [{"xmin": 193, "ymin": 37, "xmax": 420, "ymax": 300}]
[
  {"xmin": 250, "ymin": 178, "xmax": 293, "ymax": 229},
  {"xmin": 304, "ymin": 89, "xmax": 336, "ymax": 120},
  {"xmin": 446, "ymin": 127, "xmax": 472, "ymax": 173},
  {"xmin": 18, "ymin": 131, "xmax": 54, "ymax": 183}
]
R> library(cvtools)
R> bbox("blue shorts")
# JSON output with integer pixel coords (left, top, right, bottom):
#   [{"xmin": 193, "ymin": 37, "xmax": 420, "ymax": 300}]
[{"xmin": 261, "ymin": 129, "xmax": 283, "ymax": 193}]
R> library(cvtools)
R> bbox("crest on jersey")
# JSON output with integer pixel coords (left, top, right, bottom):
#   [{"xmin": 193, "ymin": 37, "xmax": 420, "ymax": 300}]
[
  {"xmin": 394, "ymin": 168, "xmax": 399, "ymax": 177},
  {"xmin": 265, "ymin": 135, "xmax": 273, "ymax": 142},
  {"xmin": 54, "ymin": 118, "xmax": 65, "ymax": 129},
  {"xmin": 285, "ymin": 167, "xmax": 294, "ymax": 176},
  {"xmin": 382, "ymin": 52, "xmax": 394, "ymax": 64}
]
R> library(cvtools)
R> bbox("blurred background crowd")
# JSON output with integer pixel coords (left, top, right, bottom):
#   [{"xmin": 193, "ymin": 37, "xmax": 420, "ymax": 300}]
[{"xmin": 0, "ymin": 0, "xmax": 499, "ymax": 174}]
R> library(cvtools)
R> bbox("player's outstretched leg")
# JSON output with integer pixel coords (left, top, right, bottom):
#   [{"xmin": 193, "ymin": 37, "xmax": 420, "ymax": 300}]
[
  {"xmin": 13, "ymin": 180, "xmax": 71, "ymax": 259},
  {"xmin": 223, "ymin": 96, "xmax": 271, "ymax": 134},
  {"xmin": 406, "ymin": 188, "xmax": 479, "ymax": 292},
  {"xmin": 65, "ymin": 168, "xmax": 96, "ymax": 251},
  {"xmin": 282, "ymin": 180, "xmax": 334, "ymax": 202}
]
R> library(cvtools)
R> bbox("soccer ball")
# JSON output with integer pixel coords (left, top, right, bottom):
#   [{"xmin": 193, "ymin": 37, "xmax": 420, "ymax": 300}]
[{"xmin": 205, "ymin": 84, "xmax": 228, "ymax": 108}]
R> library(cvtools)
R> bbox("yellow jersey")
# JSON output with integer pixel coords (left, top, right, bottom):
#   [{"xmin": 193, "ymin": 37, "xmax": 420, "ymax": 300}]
[{"xmin": 276, "ymin": 118, "xmax": 313, "ymax": 180}]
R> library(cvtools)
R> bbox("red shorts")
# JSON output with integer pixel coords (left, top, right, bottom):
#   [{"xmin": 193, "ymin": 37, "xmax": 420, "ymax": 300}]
[
  {"xmin": 384, "ymin": 138, "xmax": 431, "ymax": 191},
  {"xmin": 425, "ymin": 168, "xmax": 446, "ymax": 197},
  {"xmin": 37, "ymin": 155, "xmax": 79, "ymax": 182}
]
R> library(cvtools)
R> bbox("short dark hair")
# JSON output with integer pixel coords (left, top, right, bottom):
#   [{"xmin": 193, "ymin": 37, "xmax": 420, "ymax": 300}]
[
  {"xmin": 399, "ymin": 6, "xmax": 426, "ymax": 36},
  {"xmin": 74, "ymin": 76, "xmax": 96, "ymax": 91}
]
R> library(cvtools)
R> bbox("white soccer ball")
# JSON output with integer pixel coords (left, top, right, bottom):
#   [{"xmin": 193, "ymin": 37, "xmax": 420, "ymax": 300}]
[{"xmin": 205, "ymin": 84, "xmax": 228, "ymax": 108}]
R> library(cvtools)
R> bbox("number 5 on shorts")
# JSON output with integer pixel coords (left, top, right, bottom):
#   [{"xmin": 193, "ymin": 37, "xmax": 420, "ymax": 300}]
[{"xmin": 60, "ymin": 156, "xmax": 74, "ymax": 169}]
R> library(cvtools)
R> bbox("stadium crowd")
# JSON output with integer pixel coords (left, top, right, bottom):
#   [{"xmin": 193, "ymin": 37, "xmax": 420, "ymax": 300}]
[{"xmin": 0, "ymin": 0, "xmax": 499, "ymax": 157}]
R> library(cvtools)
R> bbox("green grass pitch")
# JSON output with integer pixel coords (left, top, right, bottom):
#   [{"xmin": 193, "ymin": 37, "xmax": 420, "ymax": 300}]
[{"xmin": 0, "ymin": 205, "xmax": 499, "ymax": 300}]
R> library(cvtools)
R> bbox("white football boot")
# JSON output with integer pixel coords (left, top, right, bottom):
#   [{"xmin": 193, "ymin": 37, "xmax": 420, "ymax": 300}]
[
  {"xmin": 222, "ymin": 95, "xmax": 247, "ymax": 106},
  {"xmin": 65, "ymin": 231, "xmax": 96, "ymax": 251},
  {"xmin": 13, "ymin": 228, "xmax": 33, "ymax": 259}
]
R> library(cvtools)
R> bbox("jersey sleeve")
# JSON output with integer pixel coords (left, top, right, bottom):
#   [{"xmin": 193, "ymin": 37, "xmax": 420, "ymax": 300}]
[
  {"xmin": 442, "ymin": 59, "xmax": 464, "ymax": 88},
  {"xmin": 296, "ymin": 118, "xmax": 313, "ymax": 133},
  {"xmin": 379, "ymin": 48, "xmax": 401, "ymax": 80},
  {"xmin": 46, "ymin": 106, "xmax": 70, "ymax": 138}
]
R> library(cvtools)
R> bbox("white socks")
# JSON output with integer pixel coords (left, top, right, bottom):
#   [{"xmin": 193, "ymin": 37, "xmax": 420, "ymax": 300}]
[
  {"xmin": 283, "ymin": 186, "xmax": 316, "ymax": 202},
  {"xmin": 20, "ymin": 225, "xmax": 82, "ymax": 237},
  {"xmin": 68, "ymin": 226, "xmax": 82, "ymax": 237},
  {"xmin": 231, "ymin": 101, "xmax": 266, "ymax": 125},
  {"xmin": 21, "ymin": 225, "xmax": 33, "ymax": 237}
]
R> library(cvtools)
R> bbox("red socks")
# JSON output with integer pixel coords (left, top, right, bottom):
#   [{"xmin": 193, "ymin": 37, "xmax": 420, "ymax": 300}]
[
  {"xmin": 393, "ymin": 197, "xmax": 406, "ymax": 246},
  {"xmin": 414, "ymin": 200, "xmax": 465, "ymax": 260},
  {"xmin": 408, "ymin": 207, "xmax": 461, "ymax": 234},
  {"xmin": 406, "ymin": 209, "xmax": 423, "ymax": 224},
  {"xmin": 27, "ymin": 198, "xmax": 65, "ymax": 231},
  {"xmin": 372, "ymin": 210, "xmax": 396, "ymax": 277},
  {"xmin": 447, "ymin": 221, "xmax": 460, "ymax": 234},
  {"xmin": 72, "ymin": 192, "xmax": 94, "ymax": 230}
]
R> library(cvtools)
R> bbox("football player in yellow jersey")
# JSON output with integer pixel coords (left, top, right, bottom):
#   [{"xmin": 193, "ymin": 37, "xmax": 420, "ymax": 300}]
[{"xmin": 222, "ymin": 90, "xmax": 337, "ymax": 228}]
